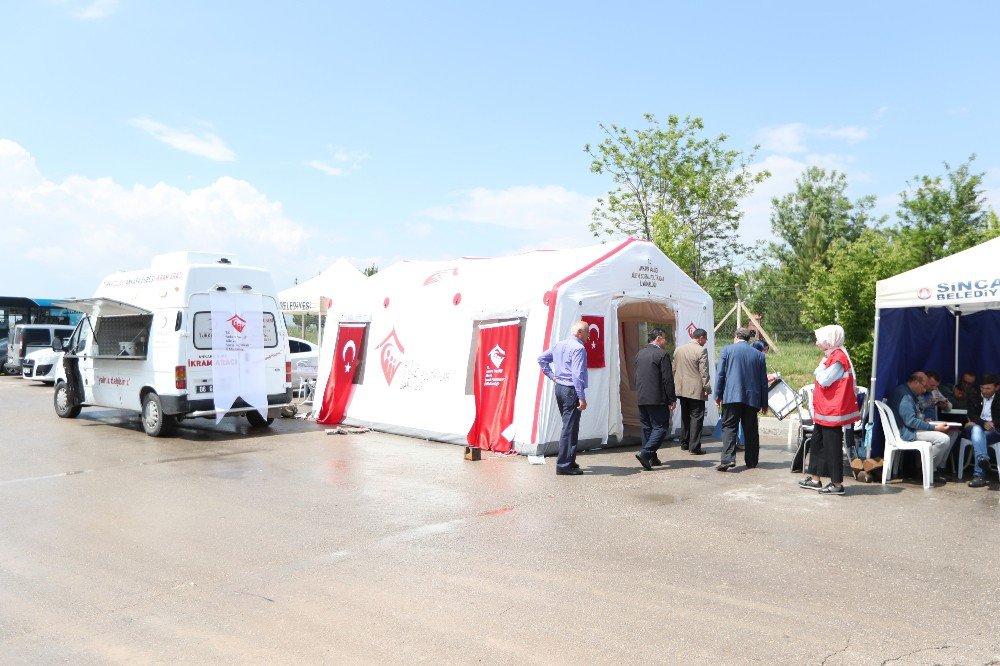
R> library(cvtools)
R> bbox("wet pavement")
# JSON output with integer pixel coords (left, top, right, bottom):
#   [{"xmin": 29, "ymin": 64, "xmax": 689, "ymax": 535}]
[{"xmin": 1, "ymin": 375, "xmax": 998, "ymax": 664}]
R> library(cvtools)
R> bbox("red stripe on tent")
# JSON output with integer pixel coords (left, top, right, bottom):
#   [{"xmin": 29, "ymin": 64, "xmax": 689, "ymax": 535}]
[{"xmin": 530, "ymin": 238, "xmax": 642, "ymax": 444}]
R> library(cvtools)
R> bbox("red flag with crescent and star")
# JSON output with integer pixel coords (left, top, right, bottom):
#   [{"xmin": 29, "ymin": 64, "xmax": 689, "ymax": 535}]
[
  {"xmin": 581, "ymin": 315, "xmax": 605, "ymax": 368},
  {"xmin": 317, "ymin": 324, "xmax": 367, "ymax": 424}
]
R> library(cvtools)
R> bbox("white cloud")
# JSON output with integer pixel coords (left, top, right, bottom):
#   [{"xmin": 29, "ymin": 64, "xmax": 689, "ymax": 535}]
[
  {"xmin": 872, "ymin": 105, "xmax": 889, "ymax": 120},
  {"xmin": 130, "ymin": 117, "xmax": 236, "ymax": 161},
  {"xmin": 756, "ymin": 123, "xmax": 809, "ymax": 154},
  {"xmin": 815, "ymin": 125, "xmax": 869, "ymax": 143},
  {"xmin": 421, "ymin": 185, "xmax": 595, "ymax": 230},
  {"xmin": 73, "ymin": 0, "xmax": 118, "ymax": 19},
  {"xmin": 0, "ymin": 139, "xmax": 311, "ymax": 295},
  {"xmin": 307, "ymin": 148, "xmax": 368, "ymax": 176},
  {"xmin": 756, "ymin": 123, "xmax": 872, "ymax": 155},
  {"xmin": 403, "ymin": 221, "xmax": 433, "ymax": 237}
]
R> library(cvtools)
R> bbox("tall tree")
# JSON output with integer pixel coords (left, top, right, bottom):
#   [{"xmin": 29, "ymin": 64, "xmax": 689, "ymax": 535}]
[
  {"xmin": 585, "ymin": 114, "xmax": 768, "ymax": 282},
  {"xmin": 768, "ymin": 167, "xmax": 880, "ymax": 285},
  {"xmin": 893, "ymin": 155, "xmax": 999, "ymax": 265}
]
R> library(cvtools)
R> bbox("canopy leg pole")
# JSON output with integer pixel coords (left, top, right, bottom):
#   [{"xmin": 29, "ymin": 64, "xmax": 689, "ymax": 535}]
[
  {"xmin": 868, "ymin": 309, "xmax": 881, "ymax": 424},
  {"xmin": 954, "ymin": 311, "xmax": 960, "ymax": 382}
]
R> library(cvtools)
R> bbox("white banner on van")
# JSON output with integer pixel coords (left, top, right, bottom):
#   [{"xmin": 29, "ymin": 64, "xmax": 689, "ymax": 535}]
[{"xmin": 210, "ymin": 292, "xmax": 268, "ymax": 423}]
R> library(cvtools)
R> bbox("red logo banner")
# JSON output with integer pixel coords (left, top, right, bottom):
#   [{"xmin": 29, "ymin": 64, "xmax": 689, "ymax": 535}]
[
  {"xmin": 581, "ymin": 315, "xmax": 605, "ymax": 368},
  {"xmin": 375, "ymin": 328, "xmax": 405, "ymax": 385},
  {"xmin": 317, "ymin": 324, "xmax": 366, "ymax": 425},
  {"xmin": 467, "ymin": 323, "xmax": 520, "ymax": 453}
]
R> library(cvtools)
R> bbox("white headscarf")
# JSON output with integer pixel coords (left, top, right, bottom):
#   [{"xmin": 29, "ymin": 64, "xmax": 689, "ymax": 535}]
[{"xmin": 814, "ymin": 324, "xmax": 854, "ymax": 375}]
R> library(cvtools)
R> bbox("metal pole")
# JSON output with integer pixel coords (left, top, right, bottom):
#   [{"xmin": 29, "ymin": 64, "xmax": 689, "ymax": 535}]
[
  {"xmin": 954, "ymin": 308, "xmax": 960, "ymax": 382},
  {"xmin": 869, "ymin": 309, "xmax": 881, "ymax": 412}
]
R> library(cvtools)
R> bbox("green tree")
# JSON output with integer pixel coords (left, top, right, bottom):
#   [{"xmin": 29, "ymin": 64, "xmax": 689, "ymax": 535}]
[
  {"xmin": 585, "ymin": 114, "xmax": 769, "ymax": 282},
  {"xmin": 893, "ymin": 155, "xmax": 1000, "ymax": 264},
  {"xmin": 769, "ymin": 167, "xmax": 881, "ymax": 285},
  {"xmin": 362, "ymin": 262, "xmax": 379, "ymax": 277},
  {"xmin": 799, "ymin": 228, "xmax": 909, "ymax": 382}
]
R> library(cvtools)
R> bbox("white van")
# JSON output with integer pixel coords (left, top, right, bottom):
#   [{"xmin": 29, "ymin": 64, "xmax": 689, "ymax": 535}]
[{"xmin": 53, "ymin": 252, "xmax": 292, "ymax": 436}]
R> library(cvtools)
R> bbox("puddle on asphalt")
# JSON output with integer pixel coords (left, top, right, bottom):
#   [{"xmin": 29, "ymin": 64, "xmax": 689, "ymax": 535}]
[{"xmin": 637, "ymin": 492, "xmax": 678, "ymax": 505}]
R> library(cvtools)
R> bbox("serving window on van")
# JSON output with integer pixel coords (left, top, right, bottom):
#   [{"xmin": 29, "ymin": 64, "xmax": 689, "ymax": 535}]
[
  {"xmin": 192, "ymin": 312, "xmax": 279, "ymax": 350},
  {"xmin": 93, "ymin": 315, "xmax": 154, "ymax": 359}
]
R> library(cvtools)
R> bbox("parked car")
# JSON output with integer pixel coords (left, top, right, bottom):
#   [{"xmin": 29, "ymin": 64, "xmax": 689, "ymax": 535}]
[
  {"xmin": 289, "ymin": 336, "xmax": 319, "ymax": 388},
  {"xmin": 5, "ymin": 324, "xmax": 75, "ymax": 376},
  {"xmin": 0, "ymin": 337, "xmax": 8, "ymax": 375},
  {"xmin": 22, "ymin": 347, "xmax": 63, "ymax": 385}
]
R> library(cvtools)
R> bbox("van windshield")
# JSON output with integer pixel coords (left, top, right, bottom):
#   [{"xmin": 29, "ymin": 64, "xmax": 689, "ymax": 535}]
[{"xmin": 192, "ymin": 312, "xmax": 279, "ymax": 350}]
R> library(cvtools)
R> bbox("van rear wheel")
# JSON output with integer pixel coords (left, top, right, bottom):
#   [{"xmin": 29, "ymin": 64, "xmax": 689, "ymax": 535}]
[
  {"xmin": 142, "ymin": 393, "xmax": 177, "ymax": 437},
  {"xmin": 53, "ymin": 381, "xmax": 81, "ymax": 418},
  {"xmin": 246, "ymin": 410, "xmax": 274, "ymax": 428}
]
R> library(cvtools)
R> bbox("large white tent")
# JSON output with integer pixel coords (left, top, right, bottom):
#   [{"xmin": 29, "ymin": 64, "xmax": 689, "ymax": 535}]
[
  {"xmin": 870, "ymin": 236, "xmax": 1000, "ymax": 453},
  {"xmin": 312, "ymin": 239, "xmax": 717, "ymax": 456},
  {"xmin": 278, "ymin": 259, "xmax": 366, "ymax": 315}
]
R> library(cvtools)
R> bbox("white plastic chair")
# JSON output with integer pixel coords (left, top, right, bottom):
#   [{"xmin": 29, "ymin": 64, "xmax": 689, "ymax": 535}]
[
  {"xmin": 956, "ymin": 436, "xmax": 1000, "ymax": 480},
  {"xmin": 874, "ymin": 400, "xmax": 933, "ymax": 489}
]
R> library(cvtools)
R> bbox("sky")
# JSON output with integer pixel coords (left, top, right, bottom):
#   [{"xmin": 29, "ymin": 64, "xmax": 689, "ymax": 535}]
[{"xmin": 2, "ymin": 0, "xmax": 999, "ymax": 297}]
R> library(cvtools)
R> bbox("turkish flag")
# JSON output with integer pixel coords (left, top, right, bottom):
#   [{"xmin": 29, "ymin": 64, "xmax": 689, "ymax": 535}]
[
  {"xmin": 317, "ymin": 324, "xmax": 367, "ymax": 425},
  {"xmin": 467, "ymin": 322, "xmax": 520, "ymax": 453},
  {"xmin": 581, "ymin": 315, "xmax": 605, "ymax": 368}
]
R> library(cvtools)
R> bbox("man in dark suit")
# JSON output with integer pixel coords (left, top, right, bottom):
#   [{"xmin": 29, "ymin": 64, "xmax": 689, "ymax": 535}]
[
  {"xmin": 634, "ymin": 328, "xmax": 676, "ymax": 470},
  {"xmin": 715, "ymin": 327, "xmax": 769, "ymax": 471}
]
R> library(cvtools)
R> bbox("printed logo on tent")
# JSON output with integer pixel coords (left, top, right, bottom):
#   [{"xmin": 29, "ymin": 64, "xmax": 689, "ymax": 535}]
[
  {"xmin": 375, "ymin": 328, "xmax": 406, "ymax": 385},
  {"xmin": 581, "ymin": 315, "xmax": 605, "ymax": 368},
  {"xmin": 488, "ymin": 344, "xmax": 506, "ymax": 369},
  {"xmin": 686, "ymin": 321, "xmax": 697, "ymax": 338},
  {"xmin": 917, "ymin": 287, "xmax": 931, "ymax": 300},
  {"xmin": 423, "ymin": 268, "xmax": 458, "ymax": 286},
  {"xmin": 228, "ymin": 314, "xmax": 247, "ymax": 334},
  {"xmin": 342, "ymin": 339, "xmax": 358, "ymax": 372}
]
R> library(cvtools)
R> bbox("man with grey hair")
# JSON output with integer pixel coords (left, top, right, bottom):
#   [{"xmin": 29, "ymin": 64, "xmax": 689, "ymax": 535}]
[
  {"xmin": 538, "ymin": 321, "xmax": 590, "ymax": 476},
  {"xmin": 715, "ymin": 327, "xmax": 769, "ymax": 471}
]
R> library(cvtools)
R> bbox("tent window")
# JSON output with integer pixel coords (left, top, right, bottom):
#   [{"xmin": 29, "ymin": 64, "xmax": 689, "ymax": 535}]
[{"xmin": 465, "ymin": 317, "xmax": 526, "ymax": 395}]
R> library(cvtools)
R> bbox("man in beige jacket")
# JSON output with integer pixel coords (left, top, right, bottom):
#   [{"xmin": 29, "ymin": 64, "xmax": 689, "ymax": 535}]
[{"xmin": 673, "ymin": 328, "xmax": 711, "ymax": 454}]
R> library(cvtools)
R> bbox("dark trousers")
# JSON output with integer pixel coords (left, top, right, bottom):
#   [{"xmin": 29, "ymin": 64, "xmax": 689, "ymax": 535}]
[
  {"xmin": 679, "ymin": 397, "xmax": 706, "ymax": 451},
  {"xmin": 808, "ymin": 423, "xmax": 844, "ymax": 484},
  {"xmin": 638, "ymin": 404, "xmax": 671, "ymax": 457},
  {"xmin": 554, "ymin": 383, "xmax": 581, "ymax": 469},
  {"xmin": 721, "ymin": 402, "xmax": 760, "ymax": 467}
]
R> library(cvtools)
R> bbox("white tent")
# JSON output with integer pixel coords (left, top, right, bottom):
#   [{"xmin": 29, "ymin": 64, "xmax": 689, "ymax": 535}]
[
  {"xmin": 278, "ymin": 259, "xmax": 366, "ymax": 315},
  {"xmin": 871, "ymin": 236, "xmax": 1000, "ymax": 424},
  {"xmin": 312, "ymin": 239, "xmax": 717, "ymax": 456}
]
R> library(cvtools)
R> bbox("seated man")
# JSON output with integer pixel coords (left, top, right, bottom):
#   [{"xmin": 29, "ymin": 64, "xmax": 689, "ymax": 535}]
[
  {"xmin": 963, "ymin": 373, "xmax": 1000, "ymax": 488},
  {"xmin": 887, "ymin": 372, "xmax": 952, "ymax": 483},
  {"xmin": 919, "ymin": 370, "xmax": 952, "ymax": 420},
  {"xmin": 941, "ymin": 371, "xmax": 979, "ymax": 411}
]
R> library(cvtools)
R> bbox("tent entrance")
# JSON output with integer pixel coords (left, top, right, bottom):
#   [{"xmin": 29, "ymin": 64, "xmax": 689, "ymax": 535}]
[{"xmin": 614, "ymin": 298, "xmax": 676, "ymax": 442}]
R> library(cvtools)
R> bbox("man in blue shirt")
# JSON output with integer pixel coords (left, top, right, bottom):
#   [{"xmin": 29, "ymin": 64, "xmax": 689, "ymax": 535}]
[
  {"xmin": 886, "ymin": 371, "xmax": 952, "ymax": 483},
  {"xmin": 538, "ymin": 321, "xmax": 590, "ymax": 476}
]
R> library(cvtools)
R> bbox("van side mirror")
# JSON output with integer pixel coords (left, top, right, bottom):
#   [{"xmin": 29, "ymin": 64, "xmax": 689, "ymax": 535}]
[{"xmin": 53, "ymin": 338, "xmax": 67, "ymax": 352}]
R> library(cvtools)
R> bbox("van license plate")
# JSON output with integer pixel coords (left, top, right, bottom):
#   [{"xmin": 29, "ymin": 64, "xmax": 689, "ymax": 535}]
[{"xmin": 196, "ymin": 384, "xmax": 213, "ymax": 394}]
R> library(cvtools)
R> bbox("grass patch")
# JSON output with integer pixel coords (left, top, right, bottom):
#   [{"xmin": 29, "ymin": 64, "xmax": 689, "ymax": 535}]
[{"xmin": 714, "ymin": 340, "xmax": 823, "ymax": 392}]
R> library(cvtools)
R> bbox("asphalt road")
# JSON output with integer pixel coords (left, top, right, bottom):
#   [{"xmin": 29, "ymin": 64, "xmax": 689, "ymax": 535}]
[{"xmin": 1, "ymin": 375, "xmax": 998, "ymax": 664}]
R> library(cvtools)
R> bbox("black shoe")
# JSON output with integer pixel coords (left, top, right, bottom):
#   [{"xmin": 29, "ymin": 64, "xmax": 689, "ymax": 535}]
[
  {"xmin": 680, "ymin": 445, "xmax": 689, "ymax": 451},
  {"xmin": 690, "ymin": 449, "xmax": 706, "ymax": 455},
  {"xmin": 933, "ymin": 473, "xmax": 948, "ymax": 484},
  {"xmin": 650, "ymin": 456, "xmax": 663, "ymax": 467},
  {"xmin": 735, "ymin": 444, "xmax": 746, "ymax": 451},
  {"xmin": 635, "ymin": 453, "xmax": 652, "ymax": 471},
  {"xmin": 745, "ymin": 464, "xmax": 757, "ymax": 469},
  {"xmin": 556, "ymin": 467, "xmax": 583, "ymax": 476},
  {"xmin": 968, "ymin": 476, "xmax": 989, "ymax": 488},
  {"xmin": 570, "ymin": 462, "xmax": 580, "ymax": 470},
  {"xmin": 716, "ymin": 462, "xmax": 736, "ymax": 472},
  {"xmin": 798, "ymin": 477, "xmax": 822, "ymax": 489},
  {"xmin": 818, "ymin": 483, "xmax": 846, "ymax": 495}
]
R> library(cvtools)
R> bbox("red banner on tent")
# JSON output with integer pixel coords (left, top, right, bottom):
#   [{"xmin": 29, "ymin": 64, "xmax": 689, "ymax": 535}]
[
  {"xmin": 467, "ymin": 322, "xmax": 520, "ymax": 453},
  {"xmin": 581, "ymin": 315, "xmax": 605, "ymax": 368},
  {"xmin": 317, "ymin": 324, "xmax": 366, "ymax": 425}
]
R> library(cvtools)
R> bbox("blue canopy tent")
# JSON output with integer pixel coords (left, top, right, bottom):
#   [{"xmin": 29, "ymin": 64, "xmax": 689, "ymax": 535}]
[{"xmin": 869, "ymin": 237, "xmax": 1000, "ymax": 456}]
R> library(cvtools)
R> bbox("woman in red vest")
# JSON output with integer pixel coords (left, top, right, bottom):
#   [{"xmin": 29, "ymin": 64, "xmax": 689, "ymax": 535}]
[{"xmin": 799, "ymin": 325, "xmax": 861, "ymax": 495}]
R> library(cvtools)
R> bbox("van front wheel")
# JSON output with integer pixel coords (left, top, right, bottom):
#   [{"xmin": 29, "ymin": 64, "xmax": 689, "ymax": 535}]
[
  {"xmin": 246, "ymin": 410, "xmax": 274, "ymax": 428},
  {"xmin": 54, "ymin": 381, "xmax": 81, "ymax": 418},
  {"xmin": 142, "ymin": 393, "xmax": 177, "ymax": 437}
]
